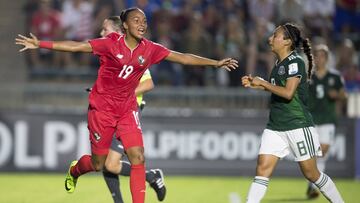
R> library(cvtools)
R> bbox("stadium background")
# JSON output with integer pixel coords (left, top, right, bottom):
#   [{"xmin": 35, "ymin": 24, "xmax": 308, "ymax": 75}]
[{"xmin": 0, "ymin": 0, "xmax": 359, "ymax": 202}]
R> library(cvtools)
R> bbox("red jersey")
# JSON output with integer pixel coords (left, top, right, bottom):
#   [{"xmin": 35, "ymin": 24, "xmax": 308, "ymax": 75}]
[
  {"xmin": 88, "ymin": 32, "xmax": 170, "ymax": 114},
  {"xmin": 31, "ymin": 11, "xmax": 61, "ymax": 39}
]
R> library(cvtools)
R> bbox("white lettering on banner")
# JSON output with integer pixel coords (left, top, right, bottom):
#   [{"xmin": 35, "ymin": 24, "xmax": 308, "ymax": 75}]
[
  {"xmin": 329, "ymin": 134, "xmax": 346, "ymax": 161},
  {"xmin": 0, "ymin": 120, "xmax": 351, "ymax": 171},
  {"xmin": 202, "ymin": 131, "xmax": 221, "ymax": 160},
  {"xmin": 158, "ymin": 131, "xmax": 178, "ymax": 159},
  {"xmin": 77, "ymin": 122, "xmax": 91, "ymax": 158},
  {"xmin": 0, "ymin": 123, "xmax": 12, "ymax": 166},
  {"xmin": 240, "ymin": 132, "xmax": 260, "ymax": 160},
  {"xmin": 222, "ymin": 132, "xmax": 238, "ymax": 160},
  {"xmin": 14, "ymin": 121, "xmax": 42, "ymax": 168},
  {"xmin": 143, "ymin": 131, "xmax": 157, "ymax": 158},
  {"xmin": 44, "ymin": 121, "xmax": 76, "ymax": 169},
  {"xmin": 143, "ymin": 130, "xmax": 261, "ymax": 160},
  {"xmin": 188, "ymin": 132, "xmax": 202, "ymax": 159}
]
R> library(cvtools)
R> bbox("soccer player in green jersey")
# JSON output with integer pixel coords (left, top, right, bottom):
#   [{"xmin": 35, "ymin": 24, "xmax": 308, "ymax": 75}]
[
  {"xmin": 242, "ymin": 23, "xmax": 344, "ymax": 203},
  {"xmin": 306, "ymin": 44, "xmax": 347, "ymax": 199}
]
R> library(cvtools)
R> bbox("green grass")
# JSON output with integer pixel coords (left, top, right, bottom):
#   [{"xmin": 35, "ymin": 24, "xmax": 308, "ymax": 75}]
[{"xmin": 0, "ymin": 173, "xmax": 359, "ymax": 203}]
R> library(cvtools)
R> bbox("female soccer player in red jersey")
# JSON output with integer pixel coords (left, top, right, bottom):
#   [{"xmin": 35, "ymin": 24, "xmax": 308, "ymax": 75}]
[{"xmin": 16, "ymin": 7, "xmax": 238, "ymax": 203}]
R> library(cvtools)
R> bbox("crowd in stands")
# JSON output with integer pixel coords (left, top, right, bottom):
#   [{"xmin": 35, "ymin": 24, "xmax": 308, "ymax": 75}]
[{"xmin": 23, "ymin": 0, "xmax": 360, "ymax": 90}]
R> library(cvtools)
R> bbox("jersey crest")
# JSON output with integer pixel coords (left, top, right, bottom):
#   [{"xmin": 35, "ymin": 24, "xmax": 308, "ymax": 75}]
[
  {"xmin": 278, "ymin": 66, "xmax": 285, "ymax": 75},
  {"xmin": 138, "ymin": 55, "xmax": 146, "ymax": 66}
]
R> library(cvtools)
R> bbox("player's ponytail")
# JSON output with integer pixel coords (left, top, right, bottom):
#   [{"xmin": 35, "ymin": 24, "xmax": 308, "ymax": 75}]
[
  {"xmin": 301, "ymin": 38, "xmax": 313, "ymax": 79},
  {"xmin": 282, "ymin": 23, "xmax": 314, "ymax": 79}
]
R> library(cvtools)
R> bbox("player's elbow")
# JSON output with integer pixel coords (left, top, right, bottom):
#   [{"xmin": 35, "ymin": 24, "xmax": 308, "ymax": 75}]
[{"xmin": 285, "ymin": 92, "xmax": 295, "ymax": 100}]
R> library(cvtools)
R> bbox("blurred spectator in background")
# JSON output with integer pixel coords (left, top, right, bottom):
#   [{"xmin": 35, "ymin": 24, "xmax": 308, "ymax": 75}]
[
  {"xmin": 248, "ymin": 0, "xmax": 276, "ymax": 24},
  {"xmin": 29, "ymin": 0, "xmax": 62, "ymax": 70},
  {"xmin": 93, "ymin": 0, "xmax": 125, "ymax": 37},
  {"xmin": 61, "ymin": 0, "xmax": 94, "ymax": 68},
  {"xmin": 180, "ymin": 13, "xmax": 212, "ymax": 86},
  {"xmin": 24, "ymin": 0, "xmax": 41, "ymax": 34},
  {"xmin": 202, "ymin": 4, "xmax": 221, "ymax": 39},
  {"xmin": 303, "ymin": 0, "xmax": 335, "ymax": 41},
  {"xmin": 278, "ymin": 0, "xmax": 304, "ymax": 25},
  {"xmin": 336, "ymin": 38, "xmax": 360, "ymax": 90},
  {"xmin": 246, "ymin": 19, "xmax": 275, "ymax": 79},
  {"xmin": 150, "ymin": 13, "xmax": 183, "ymax": 86},
  {"xmin": 125, "ymin": 0, "xmax": 162, "ymax": 26},
  {"xmin": 216, "ymin": 16, "xmax": 247, "ymax": 86},
  {"xmin": 21, "ymin": 0, "xmax": 359, "ymax": 88},
  {"xmin": 333, "ymin": 0, "xmax": 360, "ymax": 41}
]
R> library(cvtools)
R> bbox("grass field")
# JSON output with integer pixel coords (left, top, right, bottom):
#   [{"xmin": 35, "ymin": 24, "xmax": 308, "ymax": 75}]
[{"xmin": 0, "ymin": 173, "xmax": 359, "ymax": 203}]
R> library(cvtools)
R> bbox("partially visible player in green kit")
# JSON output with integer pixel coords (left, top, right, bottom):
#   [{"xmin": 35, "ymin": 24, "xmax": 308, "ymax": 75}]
[
  {"xmin": 242, "ymin": 23, "xmax": 344, "ymax": 203},
  {"xmin": 306, "ymin": 44, "xmax": 347, "ymax": 199}
]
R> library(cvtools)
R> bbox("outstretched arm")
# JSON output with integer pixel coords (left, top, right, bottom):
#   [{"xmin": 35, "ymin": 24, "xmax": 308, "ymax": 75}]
[
  {"xmin": 165, "ymin": 50, "xmax": 238, "ymax": 71},
  {"xmin": 15, "ymin": 33, "xmax": 92, "ymax": 53}
]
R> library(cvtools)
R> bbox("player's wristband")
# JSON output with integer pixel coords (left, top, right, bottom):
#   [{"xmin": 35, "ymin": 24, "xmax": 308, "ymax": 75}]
[{"xmin": 39, "ymin": 41, "xmax": 53, "ymax": 49}]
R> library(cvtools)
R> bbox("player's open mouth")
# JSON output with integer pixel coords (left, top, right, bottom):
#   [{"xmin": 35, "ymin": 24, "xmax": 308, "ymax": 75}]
[{"xmin": 138, "ymin": 28, "xmax": 145, "ymax": 35}]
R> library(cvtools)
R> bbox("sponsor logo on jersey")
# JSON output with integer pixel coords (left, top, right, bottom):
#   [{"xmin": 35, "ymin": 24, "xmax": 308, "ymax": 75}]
[
  {"xmin": 116, "ymin": 54, "xmax": 123, "ymax": 59},
  {"xmin": 138, "ymin": 55, "xmax": 145, "ymax": 65},
  {"xmin": 278, "ymin": 66, "xmax": 285, "ymax": 75},
  {"xmin": 93, "ymin": 132, "xmax": 101, "ymax": 141},
  {"xmin": 328, "ymin": 77, "xmax": 335, "ymax": 86},
  {"xmin": 288, "ymin": 63, "xmax": 298, "ymax": 75}
]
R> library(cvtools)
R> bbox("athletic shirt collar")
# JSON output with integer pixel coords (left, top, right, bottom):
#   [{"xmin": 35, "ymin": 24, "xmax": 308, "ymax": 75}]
[{"xmin": 120, "ymin": 35, "xmax": 146, "ymax": 53}]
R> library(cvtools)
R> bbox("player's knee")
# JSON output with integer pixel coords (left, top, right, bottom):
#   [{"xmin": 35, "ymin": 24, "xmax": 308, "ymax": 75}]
[
  {"xmin": 104, "ymin": 161, "xmax": 120, "ymax": 174},
  {"xmin": 132, "ymin": 153, "xmax": 145, "ymax": 165},
  {"xmin": 128, "ymin": 152, "xmax": 145, "ymax": 165},
  {"xmin": 126, "ymin": 147, "xmax": 145, "ymax": 165}
]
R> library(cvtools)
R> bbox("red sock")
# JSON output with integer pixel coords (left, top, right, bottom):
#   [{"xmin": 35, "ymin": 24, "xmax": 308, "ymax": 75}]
[
  {"xmin": 70, "ymin": 155, "xmax": 95, "ymax": 178},
  {"xmin": 130, "ymin": 164, "xmax": 146, "ymax": 203}
]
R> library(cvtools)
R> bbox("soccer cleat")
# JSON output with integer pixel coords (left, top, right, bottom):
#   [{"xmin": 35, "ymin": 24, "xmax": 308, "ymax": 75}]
[
  {"xmin": 149, "ymin": 169, "xmax": 166, "ymax": 201},
  {"xmin": 65, "ymin": 160, "xmax": 78, "ymax": 193},
  {"xmin": 306, "ymin": 185, "xmax": 320, "ymax": 199}
]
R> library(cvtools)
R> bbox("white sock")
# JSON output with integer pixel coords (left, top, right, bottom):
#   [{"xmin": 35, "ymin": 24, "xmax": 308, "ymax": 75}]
[
  {"xmin": 246, "ymin": 176, "xmax": 269, "ymax": 203},
  {"xmin": 314, "ymin": 173, "xmax": 344, "ymax": 203}
]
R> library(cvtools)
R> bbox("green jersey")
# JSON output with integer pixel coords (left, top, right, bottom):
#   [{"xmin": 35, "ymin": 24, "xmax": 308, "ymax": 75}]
[
  {"xmin": 266, "ymin": 52, "xmax": 314, "ymax": 131},
  {"xmin": 309, "ymin": 70, "xmax": 344, "ymax": 125}
]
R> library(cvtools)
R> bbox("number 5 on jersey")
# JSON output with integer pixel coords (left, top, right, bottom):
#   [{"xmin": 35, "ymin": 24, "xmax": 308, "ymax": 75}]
[{"xmin": 118, "ymin": 65, "xmax": 134, "ymax": 79}]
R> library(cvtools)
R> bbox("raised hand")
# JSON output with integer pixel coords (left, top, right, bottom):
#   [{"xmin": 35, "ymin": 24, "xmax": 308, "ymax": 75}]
[
  {"xmin": 241, "ymin": 75, "xmax": 253, "ymax": 87},
  {"xmin": 217, "ymin": 58, "xmax": 238, "ymax": 71},
  {"xmin": 15, "ymin": 33, "xmax": 39, "ymax": 52},
  {"xmin": 242, "ymin": 75, "xmax": 265, "ymax": 89}
]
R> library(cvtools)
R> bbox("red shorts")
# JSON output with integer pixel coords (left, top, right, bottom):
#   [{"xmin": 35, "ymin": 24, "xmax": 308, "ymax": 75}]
[{"xmin": 88, "ymin": 108, "xmax": 143, "ymax": 155}]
